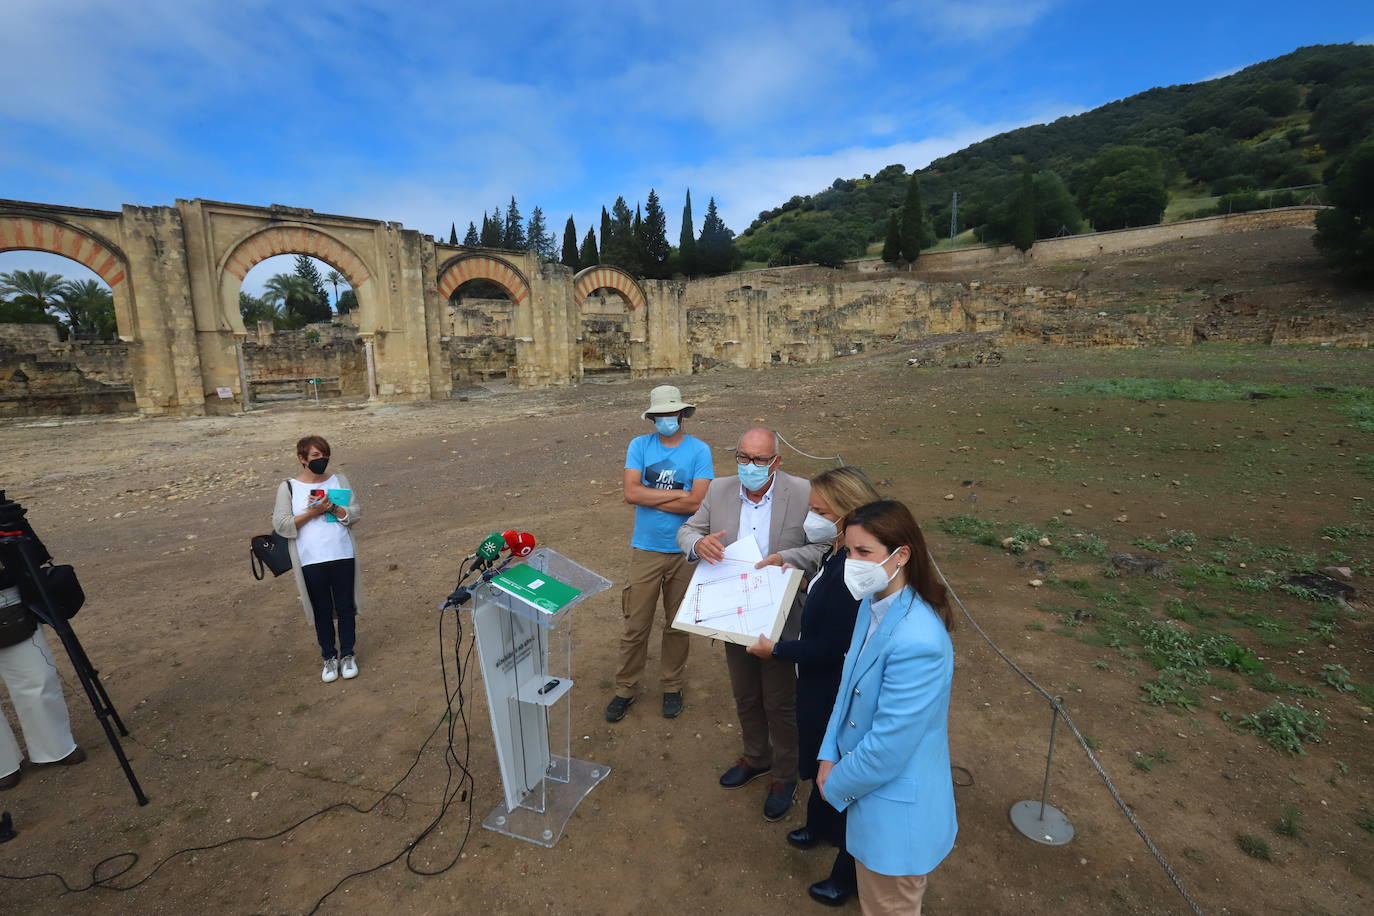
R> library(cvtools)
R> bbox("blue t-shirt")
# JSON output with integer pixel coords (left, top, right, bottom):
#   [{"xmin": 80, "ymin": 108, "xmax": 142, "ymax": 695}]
[{"xmin": 625, "ymin": 433, "xmax": 714, "ymax": 553}]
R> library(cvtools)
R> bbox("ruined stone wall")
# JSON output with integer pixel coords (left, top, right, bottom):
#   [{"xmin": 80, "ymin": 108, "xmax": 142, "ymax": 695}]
[
  {"xmin": 580, "ymin": 293, "xmax": 631, "ymax": 373},
  {"xmin": 242, "ymin": 322, "xmax": 366, "ymax": 399},
  {"xmin": 0, "ymin": 331, "xmax": 135, "ymax": 418},
  {"xmin": 845, "ymin": 206, "xmax": 1324, "ymax": 274},
  {"xmin": 445, "ymin": 298, "xmax": 516, "ymax": 384}
]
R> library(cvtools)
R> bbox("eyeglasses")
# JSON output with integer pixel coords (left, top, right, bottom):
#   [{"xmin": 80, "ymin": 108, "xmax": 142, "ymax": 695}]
[{"xmin": 734, "ymin": 452, "xmax": 777, "ymax": 467}]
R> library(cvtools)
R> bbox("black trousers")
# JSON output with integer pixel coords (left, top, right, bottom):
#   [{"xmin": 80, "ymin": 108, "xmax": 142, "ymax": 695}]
[
  {"xmin": 301, "ymin": 559, "xmax": 356, "ymax": 660},
  {"xmin": 806, "ymin": 781, "xmax": 856, "ymax": 889}
]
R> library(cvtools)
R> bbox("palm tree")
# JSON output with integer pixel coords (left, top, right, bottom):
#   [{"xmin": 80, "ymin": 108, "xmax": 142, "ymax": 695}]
[
  {"xmin": 57, "ymin": 279, "xmax": 116, "ymax": 339},
  {"xmin": 261, "ymin": 274, "xmax": 324, "ymax": 329},
  {"xmin": 239, "ymin": 291, "xmax": 281, "ymax": 328},
  {"xmin": 324, "ymin": 269, "xmax": 346, "ymax": 307},
  {"xmin": 0, "ymin": 269, "xmax": 66, "ymax": 313}
]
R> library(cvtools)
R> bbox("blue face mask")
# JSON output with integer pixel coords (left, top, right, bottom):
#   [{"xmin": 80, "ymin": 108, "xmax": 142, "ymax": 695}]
[
  {"xmin": 738, "ymin": 462, "xmax": 774, "ymax": 491},
  {"xmin": 654, "ymin": 416, "xmax": 680, "ymax": 436}
]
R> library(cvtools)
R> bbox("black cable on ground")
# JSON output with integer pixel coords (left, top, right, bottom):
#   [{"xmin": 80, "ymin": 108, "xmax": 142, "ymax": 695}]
[{"xmin": 0, "ymin": 561, "xmax": 481, "ymax": 916}]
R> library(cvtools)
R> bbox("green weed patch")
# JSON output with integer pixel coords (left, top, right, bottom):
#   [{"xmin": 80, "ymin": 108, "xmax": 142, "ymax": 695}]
[{"xmin": 1239, "ymin": 701, "xmax": 1327, "ymax": 754}]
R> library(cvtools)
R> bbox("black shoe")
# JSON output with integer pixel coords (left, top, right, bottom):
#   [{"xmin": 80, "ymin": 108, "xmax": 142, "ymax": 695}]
[
  {"xmin": 719, "ymin": 758, "xmax": 771, "ymax": 789},
  {"xmin": 807, "ymin": 878, "xmax": 853, "ymax": 907},
  {"xmin": 763, "ymin": 780, "xmax": 797, "ymax": 821},
  {"xmin": 662, "ymin": 691, "xmax": 684, "ymax": 719},
  {"xmin": 604, "ymin": 694, "xmax": 635, "ymax": 722},
  {"xmin": 787, "ymin": 825, "xmax": 821, "ymax": 849}
]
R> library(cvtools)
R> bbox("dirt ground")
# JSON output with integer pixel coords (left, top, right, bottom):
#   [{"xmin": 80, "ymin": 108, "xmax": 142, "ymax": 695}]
[{"xmin": 1, "ymin": 334, "xmax": 1372, "ymax": 914}]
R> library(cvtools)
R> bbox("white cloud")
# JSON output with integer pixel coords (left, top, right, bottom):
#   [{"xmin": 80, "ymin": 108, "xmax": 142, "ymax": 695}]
[
  {"xmin": 886, "ymin": 0, "xmax": 1056, "ymax": 42},
  {"xmin": 1200, "ymin": 64, "xmax": 1244, "ymax": 82},
  {"xmin": 662, "ymin": 107, "xmax": 1084, "ymax": 232},
  {"xmin": 610, "ymin": 7, "xmax": 871, "ymax": 130}
]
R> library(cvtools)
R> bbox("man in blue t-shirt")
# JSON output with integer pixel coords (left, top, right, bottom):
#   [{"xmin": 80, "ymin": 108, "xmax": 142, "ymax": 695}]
[{"xmin": 606, "ymin": 385, "xmax": 715, "ymax": 722}]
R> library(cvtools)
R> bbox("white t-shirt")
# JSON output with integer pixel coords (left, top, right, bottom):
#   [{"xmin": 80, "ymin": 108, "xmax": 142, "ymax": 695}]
[{"xmin": 289, "ymin": 476, "xmax": 355, "ymax": 567}]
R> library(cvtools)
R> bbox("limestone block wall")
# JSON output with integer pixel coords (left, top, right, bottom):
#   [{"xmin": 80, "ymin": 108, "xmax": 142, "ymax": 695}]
[
  {"xmin": 242, "ymin": 333, "xmax": 367, "ymax": 398},
  {"xmin": 445, "ymin": 299, "xmax": 517, "ymax": 384},
  {"xmin": 0, "ymin": 336, "xmax": 135, "ymax": 418},
  {"xmin": 579, "ymin": 292, "xmax": 631, "ymax": 372}
]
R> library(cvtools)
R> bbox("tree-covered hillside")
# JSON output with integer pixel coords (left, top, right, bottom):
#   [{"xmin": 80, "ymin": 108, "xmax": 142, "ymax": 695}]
[{"xmin": 736, "ymin": 44, "xmax": 1374, "ymax": 267}]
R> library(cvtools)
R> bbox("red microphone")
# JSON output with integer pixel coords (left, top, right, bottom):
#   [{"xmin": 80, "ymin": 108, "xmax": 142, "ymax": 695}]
[{"xmin": 501, "ymin": 530, "xmax": 536, "ymax": 557}]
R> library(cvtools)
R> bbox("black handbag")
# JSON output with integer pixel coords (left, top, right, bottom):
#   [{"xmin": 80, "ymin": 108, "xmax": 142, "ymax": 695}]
[
  {"xmin": 251, "ymin": 532, "xmax": 292, "ymax": 580},
  {"xmin": 0, "ymin": 587, "xmax": 37, "ymax": 648},
  {"xmin": 251, "ymin": 479, "xmax": 295, "ymax": 580},
  {"xmin": 41, "ymin": 564, "xmax": 85, "ymax": 618}
]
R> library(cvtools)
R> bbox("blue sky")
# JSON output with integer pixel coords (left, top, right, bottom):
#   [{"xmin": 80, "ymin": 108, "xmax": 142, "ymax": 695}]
[{"xmin": 3, "ymin": 0, "xmax": 1372, "ymax": 294}]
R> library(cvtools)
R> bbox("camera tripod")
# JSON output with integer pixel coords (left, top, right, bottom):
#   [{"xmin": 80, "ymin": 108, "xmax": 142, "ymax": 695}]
[{"xmin": 0, "ymin": 491, "xmax": 147, "ymax": 806}]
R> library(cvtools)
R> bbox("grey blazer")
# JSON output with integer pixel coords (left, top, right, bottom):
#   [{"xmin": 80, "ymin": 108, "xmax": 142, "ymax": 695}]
[
  {"xmin": 273, "ymin": 473, "xmax": 364, "ymax": 623},
  {"xmin": 676, "ymin": 470, "xmax": 828, "ymax": 639}
]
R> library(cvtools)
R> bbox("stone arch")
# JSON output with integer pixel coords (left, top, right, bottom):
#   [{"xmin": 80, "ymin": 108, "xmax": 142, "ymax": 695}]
[
  {"xmin": 572, "ymin": 265, "xmax": 646, "ymax": 311},
  {"xmin": 436, "ymin": 254, "xmax": 531, "ymax": 304},
  {"xmin": 0, "ymin": 214, "xmax": 136, "ymax": 338},
  {"xmin": 218, "ymin": 224, "xmax": 375, "ymax": 330}
]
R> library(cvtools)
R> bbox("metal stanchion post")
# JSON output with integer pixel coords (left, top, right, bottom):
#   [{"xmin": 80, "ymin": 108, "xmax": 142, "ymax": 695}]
[{"xmin": 1009, "ymin": 697, "xmax": 1075, "ymax": 845}]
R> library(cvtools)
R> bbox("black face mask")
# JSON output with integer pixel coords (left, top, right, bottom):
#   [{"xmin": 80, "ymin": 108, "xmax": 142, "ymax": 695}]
[{"xmin": 307, "ymin": 457, "xmax": 329, "ymax": 475}]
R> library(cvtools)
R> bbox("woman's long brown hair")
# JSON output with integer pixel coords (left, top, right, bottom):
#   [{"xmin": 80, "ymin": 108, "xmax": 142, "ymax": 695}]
[{"xmin": 844, "ymin": 499, "xmax": 953, "ymax": 631}]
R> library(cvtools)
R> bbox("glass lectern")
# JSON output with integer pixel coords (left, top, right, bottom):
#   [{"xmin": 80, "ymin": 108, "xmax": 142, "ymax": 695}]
[{"xmin": 470, "ymin": 547, "xmax": 611, "ymax": 847}]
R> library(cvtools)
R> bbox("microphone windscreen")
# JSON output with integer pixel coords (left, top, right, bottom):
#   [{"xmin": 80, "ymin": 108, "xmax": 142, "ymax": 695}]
[
  {"xmin": 510, "ymin": 532, "xmax": 536, "ymax": 557},
  {"xmin": 477, "ymin": 532, "xmax": 504, "ymax": 561}
]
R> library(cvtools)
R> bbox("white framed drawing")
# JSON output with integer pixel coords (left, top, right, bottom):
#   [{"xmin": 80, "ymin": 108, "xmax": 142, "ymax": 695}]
[{"xmin": 671, "ymin": 535, "xmax": 803, "ymax": 646}]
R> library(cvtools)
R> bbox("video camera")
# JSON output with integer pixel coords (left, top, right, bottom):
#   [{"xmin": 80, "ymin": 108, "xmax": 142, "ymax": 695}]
[{"xmin": 0, "ymin": 489, "xmax": 146, "ymax": 805}]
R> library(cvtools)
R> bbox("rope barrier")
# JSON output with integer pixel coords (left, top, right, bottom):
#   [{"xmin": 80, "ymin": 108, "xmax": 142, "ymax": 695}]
[
  {"xmin": 714, "ymin": 433, "xmax": 843, "ymax": 466},
  {"xmin": 929, "ymin": 553, "xmax": 1206, "ymax": 916}
]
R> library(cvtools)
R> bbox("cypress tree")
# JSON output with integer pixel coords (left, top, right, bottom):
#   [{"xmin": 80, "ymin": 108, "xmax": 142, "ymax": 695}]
[
  {"xmin": 881, "ymin": 212, "xmax": 902, "ymax": 263},
  {"xmin": 463, "ymin": 221, "xmax": 479, "ymax": 246},
  {"xmin": 561, "ymin": 216, "xmax": 579, "ymax": 270},
  {"xmin": 899, "ymin": 174, "xmax": 925, "ymax": 263},
  {"xmin": 605, "ymin": 197, "xmax": 634, "ymax": 268},
  {"xmin": 449, "ymin": 222, "xmax": 458, "ymax": 245},
  {"xmin": 1011, "ymin": 166, "xmax": 1036, "ymax": 253},
  {"xmin": 526, "ymin": 206, "xmax": 550, "ymax": 260},
  {"xmin": 642, "ymin": 189, "xmax": 670, "ymax": 279},
  {"xmin": 504, "ymin": 197, "xmax": 526, "ymax": 250},
  {"xmin": 599, "ymin": 207, "xmax": 611, "ymax": 264},
  {"xmin": 629, "ymin": 203, "xmax": 647, "ymax": 277},
  {"xmin": 678, "ymin": 189, "xmax": 696, "ymax": 276},
  {"xmin": 292, "ymin": 255, "xmax": 331, "ymax": 318},
  {"xmin": 481, "ymin": 209, "xmax": 502, "ymax": 247},
  {"xmin": 579, "ymin": 227, "xmax": 599, "ymax": 269},
  {"xmin": 697, "ymin": 197, "xmax": 736, "ymax": 275}
]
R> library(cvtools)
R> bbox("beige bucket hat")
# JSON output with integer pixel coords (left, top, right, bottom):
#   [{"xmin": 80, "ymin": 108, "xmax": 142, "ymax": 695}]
[{"xmin": 641, "ymin": 385, "xmax": 696, "ymax": 419}]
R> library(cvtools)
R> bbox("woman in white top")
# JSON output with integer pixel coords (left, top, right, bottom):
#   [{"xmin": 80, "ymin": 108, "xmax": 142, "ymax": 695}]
[{"xmin": 272, "ymin": 435, "xmax": 364, "ymax": 683}]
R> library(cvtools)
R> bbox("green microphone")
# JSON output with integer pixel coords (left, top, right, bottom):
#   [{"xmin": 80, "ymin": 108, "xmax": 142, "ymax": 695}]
[{"xmin": 475, "ymin": 531, "xmax": 505, "ymax": 567}]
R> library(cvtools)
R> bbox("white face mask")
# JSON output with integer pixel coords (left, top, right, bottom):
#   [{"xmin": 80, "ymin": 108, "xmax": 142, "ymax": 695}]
[
  {"xmin": 843, "ymin": 555, "xmax": 901, "ymax": 601},
  {"xmin": 803, "ymin": 511, "xmax": 838, "ymax": 544}
]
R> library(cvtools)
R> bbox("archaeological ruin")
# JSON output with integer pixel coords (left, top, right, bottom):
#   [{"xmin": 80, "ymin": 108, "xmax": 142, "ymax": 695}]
[{"xmin": 0, "ymin": 197, "xmax": 1363, "ymax": 419}]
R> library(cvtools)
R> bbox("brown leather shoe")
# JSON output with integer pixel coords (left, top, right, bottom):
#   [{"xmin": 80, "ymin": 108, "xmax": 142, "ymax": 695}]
[{"xmin": 39, "ymin": 746, "xmax": 86, "ymax": 767}]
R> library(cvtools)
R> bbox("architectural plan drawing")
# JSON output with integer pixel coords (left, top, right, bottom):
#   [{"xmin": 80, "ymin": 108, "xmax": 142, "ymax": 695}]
[{"xmin": 671, "ymin": 535, "xmax": 802, "ymax": 647}]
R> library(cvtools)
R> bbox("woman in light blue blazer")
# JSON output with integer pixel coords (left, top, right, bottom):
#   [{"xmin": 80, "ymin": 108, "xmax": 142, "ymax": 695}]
[{"xmin": 817, "ymin": 500, "xmax": 955, "ymax": 915}]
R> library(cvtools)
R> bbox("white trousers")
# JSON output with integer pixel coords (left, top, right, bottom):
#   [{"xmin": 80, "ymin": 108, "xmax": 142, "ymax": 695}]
[{"xmin": 0, "ymin": 628, "xmax": 78, "ymax": 777}]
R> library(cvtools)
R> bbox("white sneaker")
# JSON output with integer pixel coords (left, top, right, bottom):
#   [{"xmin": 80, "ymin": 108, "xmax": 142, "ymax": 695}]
[
  {"xmin": 340, "ymin": 655, "xmax": 358, "ymax": 679},
  {"xmin": 321, "ymin": 658, "xmax": 340, "ymax": 683}
]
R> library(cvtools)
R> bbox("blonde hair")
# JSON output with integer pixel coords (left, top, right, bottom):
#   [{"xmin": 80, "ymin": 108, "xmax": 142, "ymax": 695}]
[{"xmin": 811, "ymin": 466, "xmax": 880, "ymax": 518}]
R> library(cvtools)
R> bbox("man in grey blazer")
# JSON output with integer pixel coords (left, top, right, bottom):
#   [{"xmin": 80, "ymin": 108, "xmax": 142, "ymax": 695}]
[{"xmin": 676, "ymin": 427, "xmax": 828, "ymax": 821}]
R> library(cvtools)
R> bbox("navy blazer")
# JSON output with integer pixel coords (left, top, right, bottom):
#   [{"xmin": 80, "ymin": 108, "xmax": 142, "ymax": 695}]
[
  {"xmin": 774, "ymin": 546, "xmax": 860, "ymax": 781},
  {"xmin": 820, "ymin": 586, "xmax": 957, "ymax": 877}
]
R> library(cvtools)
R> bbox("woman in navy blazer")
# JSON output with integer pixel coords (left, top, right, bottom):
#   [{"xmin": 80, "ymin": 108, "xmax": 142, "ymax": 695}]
[
  {"xmin": 748, "ymin": 466, "xmax": 881, "ymax": 907},
  {"xmin": 817, "ymin": 500, "xmax": 955, "ymax": 915}
]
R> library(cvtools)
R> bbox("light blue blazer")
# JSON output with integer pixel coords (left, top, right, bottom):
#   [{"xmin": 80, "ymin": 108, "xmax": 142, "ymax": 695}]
[{"xmin": 819, "ymin": 586, "xmax": 957, "ymax": 877}]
